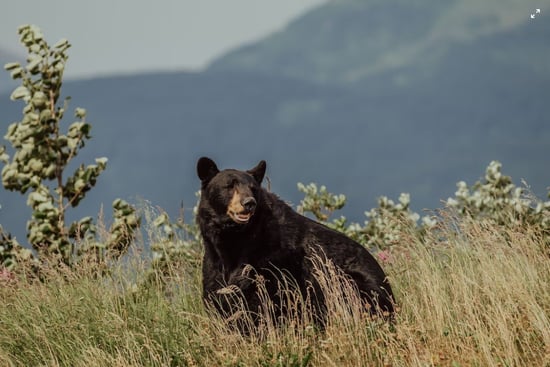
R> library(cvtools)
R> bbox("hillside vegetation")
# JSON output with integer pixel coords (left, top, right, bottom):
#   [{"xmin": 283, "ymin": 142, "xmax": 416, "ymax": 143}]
[
  {"xmin": 1, "ymin": 205, "xmax": 548, "ymax": 366},
  {"xmin": 2, "ymin": 106, "xmax": 550, "ymax": 365}
]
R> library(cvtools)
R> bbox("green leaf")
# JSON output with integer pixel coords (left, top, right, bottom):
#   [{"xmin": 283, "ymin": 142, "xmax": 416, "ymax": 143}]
[
  {"xmin": 75, "ymin": 107, "xmax": 86, "ymax": 119},
  {"xmin": 53, "ymin": 38, "xmax": 70, "ymax": 49},
  {"xmin": 4, "ymin": 62, "xmax": 20, "ymax": 71},
  {"xmin": 28, "ymin": 158, "xmax": 43, "ymax": 172},
  {"xmin": 0, "ymin": 146, "xmax": 9, "ymax": 164},
  {"xmin": 10, "ymin": 67, "xmax": 23, "ymax": 80},
  {"xmin": 40, "ymin": 223, "xmax": 53, "ymax": 234},
  {"xmin": 39, "ymin": 109, "xmax": 53, "ymax": 122},
  {"xmin": 95, "ymin": 157, "xmax": 108, "ymax": 167},
  {"xmin": 68, "ymin": 122, "xmax": 84, "ymax": 138},
  {"xmin": 26, "ymin": 55, "xmax": 42, "ymax": 73},
  {"xmin": 74, "ymin": 178, "xmax": 86, "ymax": 191},
  {"xmin": 28, "ymin": 24, "xmax": 44, "ymax": 41},
  {"xmin": 31, "ymin": 91, "xmax": 48, "ymax": 108},
  {"xmin": 37, "ymin": 201, "xmax": 55, "ymax": 213},
  {"xmin": 43, "ymin": 164, "xmax": 56, "ymax": 178},
  {"xmin": 32, "ymin": 210, "xmax": 48, "ymax": 220},
  {"xmin": 10, "ymin": 86, "xmax": 30, "ymax": 101},
  {"xmin": 27, "ymin": 191, "xmax": 48, "ymax": 205},
  {"xmin": 79, "ymin": 216, "xmax": 93, "ymax": 225},
  {"xmin": 29, "ymin": 44, "xmax": 41, "ymax": 54},
  {"xmin": 67, "ymin": 137, "xmax": 77, "ymax": 150},
  {"xmin": 126, "ymin": 214, "xmax": 139, "ymax": 227},
  {"xmin": 2, "ymin": 166, "xmax": 17, "ymax": 181}
]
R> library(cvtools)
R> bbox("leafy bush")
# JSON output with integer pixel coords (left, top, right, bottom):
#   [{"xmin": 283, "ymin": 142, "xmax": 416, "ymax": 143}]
[
  {"xmin": 298, "ymin": 161, "xmax": 549, "ymax": 250},
  {"xmin": 0, "ymin": 226, "xmax": 33, "ymax": 271},
  {"xmin": 149, "ymin": 198, "xmax": 202, "ymax": 273},
  {"xmin": 1, "ymin": 25, "xmax": 140, "ymax": 271},
  {"xmin": 447, "ymin": 161, "xmax": 550, "ymax": 236},
  {"xmin": 297, "ymin": 183, "xmax": 435, "ymax": 250}
]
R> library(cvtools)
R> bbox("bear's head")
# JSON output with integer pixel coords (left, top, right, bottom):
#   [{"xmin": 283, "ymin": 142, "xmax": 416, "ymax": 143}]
[{"xmin": 197, "ymin": 157, "xmax": 266, "ymax": 225}]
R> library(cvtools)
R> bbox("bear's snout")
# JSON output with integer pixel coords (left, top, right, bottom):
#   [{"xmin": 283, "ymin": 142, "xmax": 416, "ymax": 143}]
[
  {"xmin": 241, "ymin": 197, "xmax": 257, "ymax": 213},
  {"xmin": 227, "ymin": 188, "xmax": 257, "ymax": 224}
]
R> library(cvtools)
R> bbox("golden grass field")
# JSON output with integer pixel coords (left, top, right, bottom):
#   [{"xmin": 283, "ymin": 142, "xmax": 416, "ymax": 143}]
[{"xmin": 1, "ymin": 212, "xmax": 548, "ymax": 367}]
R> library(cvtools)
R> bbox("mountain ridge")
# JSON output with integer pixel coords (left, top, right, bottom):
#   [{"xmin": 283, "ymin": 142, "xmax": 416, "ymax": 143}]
[
  {"xmin": 209, "ymin": 0, "xmax": 550, "ymax": 84},
  {"xmin": 1, "ymin": 0, "xmax": 549, "ymax": 244}
]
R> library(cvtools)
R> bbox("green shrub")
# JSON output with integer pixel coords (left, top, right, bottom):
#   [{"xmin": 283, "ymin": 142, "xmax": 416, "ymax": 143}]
[
  {"xmin": 297, "ymin": 183, "xmax": 435, "ymax": 249},
  {"xmin": 447, "ymin": 160, "xmax": 550, "ymax": 231},
  {"xmin": 1, "ymin": 25, "xmax": 139, "ymax": 271},
  {"xmin": 298, "ymin": 161, "xmax": 549, "ymax": 250}
]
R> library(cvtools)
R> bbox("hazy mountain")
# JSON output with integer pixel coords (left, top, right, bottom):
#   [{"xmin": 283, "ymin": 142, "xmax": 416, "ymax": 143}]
[
  {"xmin": 210, "ymin": 0, "xmax": 550, "ymax": 84},
  {"xmin": 1, "ymin": 0, "xmax": 549, "ymax": 244}
]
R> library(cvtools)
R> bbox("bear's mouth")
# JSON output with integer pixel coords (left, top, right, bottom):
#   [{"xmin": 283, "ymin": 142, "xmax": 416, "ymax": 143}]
[
  {"xmin": 228, "ymin": 210, "xmax": 254, "ymax": 224},
  {"xmin": 227, "ymin": 191, "xmax": 257, "ymax": 225}
]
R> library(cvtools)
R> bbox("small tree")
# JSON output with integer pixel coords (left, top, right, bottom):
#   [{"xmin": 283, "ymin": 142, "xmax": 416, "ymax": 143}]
[
  {"xmin": 447, "ymin": 160, "xmax": 550, "ymax": 245},
  {"xmin": 1, "ymin": 25, "xmax": 139, "ymax": 267}
]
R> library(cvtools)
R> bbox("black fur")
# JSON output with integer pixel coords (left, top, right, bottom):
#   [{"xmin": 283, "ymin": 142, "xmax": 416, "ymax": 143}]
[{"xmin": 196, "ymin": 157, "xmax": 394, "ymax": 330}]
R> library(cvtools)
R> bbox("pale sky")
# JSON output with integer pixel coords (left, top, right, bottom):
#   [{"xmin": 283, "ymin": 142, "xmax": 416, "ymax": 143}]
[{"xmin": 0, "ymin": 0, "xmax": 326, "ymax": 79}]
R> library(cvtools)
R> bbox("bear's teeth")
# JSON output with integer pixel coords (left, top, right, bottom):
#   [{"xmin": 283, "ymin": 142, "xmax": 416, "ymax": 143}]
[
  {"xmin": 230, "ymin": 211, "xmax": 251, "ymax": 223},
  {"xmin": 237, "ymin": 214, "xmax": 250, "ymax": 221}
]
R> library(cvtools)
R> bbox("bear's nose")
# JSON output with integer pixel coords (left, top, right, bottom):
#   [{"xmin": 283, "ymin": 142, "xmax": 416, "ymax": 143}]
[{"xmin": 241, "ymin": 197, "xmax": 257, "ymax": 212}]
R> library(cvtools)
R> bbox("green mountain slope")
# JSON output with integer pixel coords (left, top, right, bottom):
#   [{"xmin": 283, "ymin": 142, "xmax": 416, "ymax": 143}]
[{"xmin": 210, "ymin": 0, "xmax": 550, "ymax": 84}]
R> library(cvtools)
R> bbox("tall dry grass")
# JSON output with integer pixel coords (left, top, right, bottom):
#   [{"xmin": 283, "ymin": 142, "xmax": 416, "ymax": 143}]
[{"xmin": 0, "ymin": 212, "xmax": 548, "ymax": 366}]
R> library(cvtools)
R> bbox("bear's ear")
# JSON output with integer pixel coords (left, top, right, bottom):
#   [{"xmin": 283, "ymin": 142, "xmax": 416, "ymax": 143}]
[
  {"xmin": 197, "ymin": 157, "xmax": 220, "ymax": 184},
  {"xmin": 247, "ymin": 160, "xmax": 266, "ymax": 184}
]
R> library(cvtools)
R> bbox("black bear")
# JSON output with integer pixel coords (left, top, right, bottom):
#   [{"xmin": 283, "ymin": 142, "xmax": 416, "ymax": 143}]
[{"xmin": 196, "ymin": 157, "xmax": 394, "ymax": 330}]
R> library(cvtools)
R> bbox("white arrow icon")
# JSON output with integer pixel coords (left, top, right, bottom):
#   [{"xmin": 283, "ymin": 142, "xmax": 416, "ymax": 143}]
[
  {"xmin": 536, "ymin": 9, "xmax": 541, "ymax": 13},
  {"xmin": 531, "ymin": 13, "xmax": 535, "ymax": 18}
]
